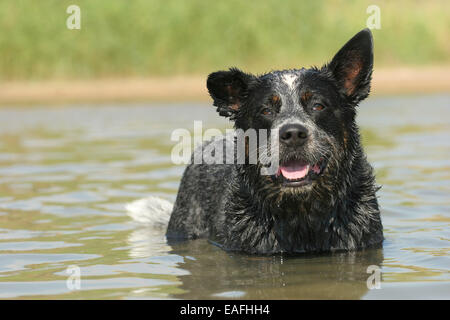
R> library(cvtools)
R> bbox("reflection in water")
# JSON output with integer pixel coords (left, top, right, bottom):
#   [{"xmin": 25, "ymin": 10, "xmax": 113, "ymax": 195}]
[
  {"xmin": 127, "ymin": 227, "xmax": 172, "ymax": 259},
  {"xmin": 0, "ymin": 96, "xmax": 449, "ymax": 299},
  {"xmin": 127, "ymin": 227, "xmax": 383, "ymax": 299},
  {"xmin": 171, "ymin": 240, "xmax": 384, "ymax": 299}
]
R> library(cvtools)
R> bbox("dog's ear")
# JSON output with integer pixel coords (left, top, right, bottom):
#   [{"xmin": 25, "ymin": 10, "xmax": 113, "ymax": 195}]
[
  {"xmin": 207, "ymin": 68, "xmax": 256, "ymax": 118},
  {"xmin": 327, "ymin": 28, "xmax": 373, "ymax": 102}
]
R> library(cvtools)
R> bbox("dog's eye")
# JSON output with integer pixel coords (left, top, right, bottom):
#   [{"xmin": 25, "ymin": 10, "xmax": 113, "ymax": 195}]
[
  {"xmin": 261, "ymin": 108, "xmax": 273, "ymax": 116},
  {"xmin": 312, "ymin": 104, "xmax": 325, "ymax": 112}
]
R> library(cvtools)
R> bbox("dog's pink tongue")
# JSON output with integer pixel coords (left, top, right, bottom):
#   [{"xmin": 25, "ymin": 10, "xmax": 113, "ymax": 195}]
[{"xmin": 280, "ymin": 162, "xmax": 310, "ymax": 180}]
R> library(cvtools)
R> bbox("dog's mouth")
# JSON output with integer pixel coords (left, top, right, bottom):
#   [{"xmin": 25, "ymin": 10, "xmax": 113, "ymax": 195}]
[{"xmin": 272, "ymin": 157, "xmax": 327, "ymax": 187}]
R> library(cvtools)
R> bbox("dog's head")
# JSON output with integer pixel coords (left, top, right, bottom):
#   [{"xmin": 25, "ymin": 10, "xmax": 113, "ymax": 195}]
[{"xmin": 206, "ymin": 29, "xmax": 373, "ymax": 199}]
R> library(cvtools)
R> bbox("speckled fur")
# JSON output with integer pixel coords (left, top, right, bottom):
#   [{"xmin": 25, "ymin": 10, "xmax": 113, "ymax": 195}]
[{"xmin": 166, "ymin": 29, "xmax": 383, "ymax": 254}]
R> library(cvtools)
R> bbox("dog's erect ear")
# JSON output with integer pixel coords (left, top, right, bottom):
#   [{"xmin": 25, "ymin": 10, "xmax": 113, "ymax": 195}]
[
  {"xmin": 327, "ymin": 29, "xmax": 374, "ymax": 101},
  {"xmin": 207, "ymin": 68, "xmax": 256, "ymax": 118}
]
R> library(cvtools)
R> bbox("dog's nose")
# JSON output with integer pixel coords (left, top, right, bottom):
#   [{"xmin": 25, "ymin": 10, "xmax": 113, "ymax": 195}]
[{"xmin": 279, "ymin": 123, "xmax": 309, "ymax": 146}]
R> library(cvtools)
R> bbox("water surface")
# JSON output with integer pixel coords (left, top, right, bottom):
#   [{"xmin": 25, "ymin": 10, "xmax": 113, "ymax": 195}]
[{"xmin": 0, "ymin": 95, "xmax": 449, "ymax": 299}]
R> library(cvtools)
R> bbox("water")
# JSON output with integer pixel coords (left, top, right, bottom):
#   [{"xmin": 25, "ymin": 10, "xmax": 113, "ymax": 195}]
[{"xmin": 0, "ymin": 95, "xmax": 449, "ymax": 299}]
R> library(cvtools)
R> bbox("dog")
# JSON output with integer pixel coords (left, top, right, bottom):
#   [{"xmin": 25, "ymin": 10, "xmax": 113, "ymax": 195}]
[{"xmin": 166, "ymin": 29, "xmax": 383, "ymax": 254}]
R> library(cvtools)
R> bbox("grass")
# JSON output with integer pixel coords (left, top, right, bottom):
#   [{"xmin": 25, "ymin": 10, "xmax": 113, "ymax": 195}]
[{"xmin": 0, "ymin": 0, "xmax": 448, "ymax": 81}]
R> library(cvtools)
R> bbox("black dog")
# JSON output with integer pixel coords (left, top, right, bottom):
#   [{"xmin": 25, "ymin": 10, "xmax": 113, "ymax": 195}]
[{"xmin": 166, "ymin": 29, "xmax": 383, "ymax": 254}]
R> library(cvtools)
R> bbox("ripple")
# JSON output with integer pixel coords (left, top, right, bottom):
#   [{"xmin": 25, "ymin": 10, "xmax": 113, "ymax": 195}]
[
  {"xmin": 0, "ymin": 253, "xmax": 100, "ymax": 273},
  {"xmin": 0, "ymin": 99, "xmax": 448, "ymax": 299},
  {"xmin": 0, "ymin": 278, "xmax": 175, "ymax": 299},
  {"xmin": 0, "ymin": 241, "xmax": 83, "ymax": 252}
]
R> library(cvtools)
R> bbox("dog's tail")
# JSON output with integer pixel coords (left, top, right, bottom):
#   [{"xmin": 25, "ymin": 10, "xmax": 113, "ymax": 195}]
[{"xmin": 125, "ymin": 196, "xmax": 173, "ymax": 228}]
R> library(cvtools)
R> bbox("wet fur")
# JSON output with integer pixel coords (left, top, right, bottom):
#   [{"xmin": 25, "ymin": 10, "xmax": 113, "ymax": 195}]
[{"xmin": 166, "ymin": 29, "xmax": 383, "ymax": 254}]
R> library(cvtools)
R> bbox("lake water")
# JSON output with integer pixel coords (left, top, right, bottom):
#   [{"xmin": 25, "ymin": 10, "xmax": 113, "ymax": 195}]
[{"xmin": 0, "ymin": 95, "xmax": 449, "ymax": 299}]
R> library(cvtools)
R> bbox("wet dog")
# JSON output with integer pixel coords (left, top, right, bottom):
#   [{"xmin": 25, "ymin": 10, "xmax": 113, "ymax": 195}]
[{"xmin": 166, "ymin": 29, "xmax": 383, "ymax": 254}]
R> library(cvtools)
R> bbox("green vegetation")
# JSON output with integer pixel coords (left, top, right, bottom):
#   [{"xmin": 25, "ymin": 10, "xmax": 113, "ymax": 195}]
[{"xmin": 0, "ymin": 0, "xmax": 448, "ymax": 80}]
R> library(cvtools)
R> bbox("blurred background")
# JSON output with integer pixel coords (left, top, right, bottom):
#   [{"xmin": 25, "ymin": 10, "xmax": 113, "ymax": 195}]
[
  {"xmin": 0, "ymin": 1, "xmax": 448, "ymax": 299},
  {"xmin": 0, "ymin": 0, "xmax": 449, "ymax": 103}
]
